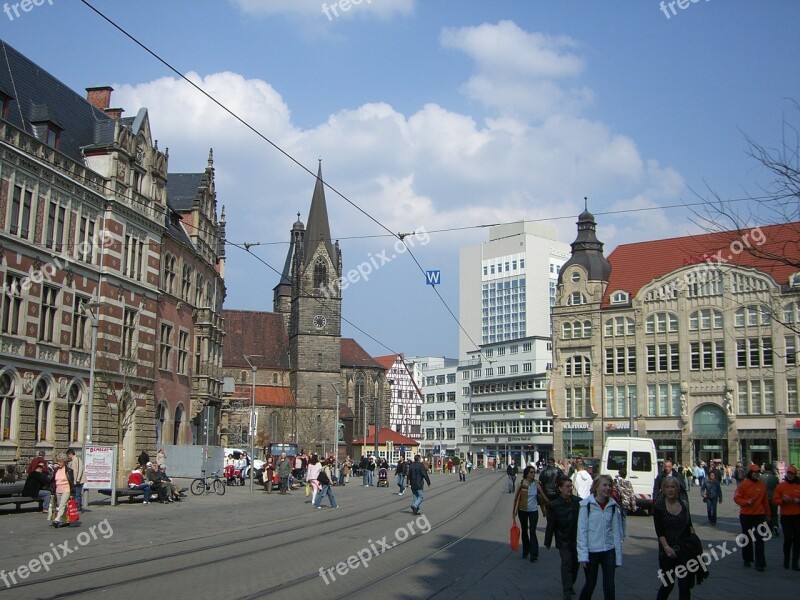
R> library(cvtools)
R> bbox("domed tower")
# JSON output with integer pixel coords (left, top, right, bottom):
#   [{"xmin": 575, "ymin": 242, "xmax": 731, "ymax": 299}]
[
  {"xmin": 273, "ymin": 213, "xmax": 305, "ymax": 329},
  {"xmin": 557, "ymin": 202, "xmax": 611, "ymax": 304}
]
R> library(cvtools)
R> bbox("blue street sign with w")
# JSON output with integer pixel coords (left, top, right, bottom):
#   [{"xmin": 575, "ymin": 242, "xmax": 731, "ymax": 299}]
[{"xmin": 425, "ymin": 270, "xmax": 441, "ymax": 285}]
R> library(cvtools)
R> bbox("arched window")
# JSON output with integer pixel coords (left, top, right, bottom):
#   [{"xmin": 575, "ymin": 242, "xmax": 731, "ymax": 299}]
[
  {"xmin": 562, "ymin": 322, "xmax": 572, "ymax": 339},
  {"xmin": 272, "ymin": 373, "xmax": 278, "ymax": 384},
  {"xmin": 268, "ymin": 411, "xmax": 280, "ymax": 440},
  {"xmin": 173, "ymin": 405, "xmax": 184, "ymax": 445},
  {"xmin": 565, "ymin": 356, "xmax": 591, "ymax": 377},
  {"xmin": 182, "ymin": 264, "xmax": 192, "ymax": 301},
  {"xmin": 567, "ymin": 292, "xmax": 586, "ymax": 306},
  {"xmin": 604, "ymin": 316, "xmax": 635, "ymax": 337},
  {"xmin": 67, "ymin": 383, "xmax": 83, "ymax": 445},
  {"xmin": 163, "ymin": 254, "xmax": 176, "ymax": 294},
  {"xmin": 34, "ymin": 378, "xmax": 52, "ymax": 442},
  {"xmin": 689, "ymin": 308, "xmax": 723, "ymax": 331},
  {"xmin": 155, "ymin": 402, "xmax": 167, "ymax": 447},
  {"xmin": 313, "ymin": 259, "xmax": 328, "ymax": 288},
  {"xmin": 0, "ymin": 372, "xmax": 16, "ymax": 441},
  {"xmin": 645, "ymin": 312, "xmax": 678, "ymax": 334},
  {"xmin": 734, "ymin": 305, "xmax": 772, "ymax": 327}
]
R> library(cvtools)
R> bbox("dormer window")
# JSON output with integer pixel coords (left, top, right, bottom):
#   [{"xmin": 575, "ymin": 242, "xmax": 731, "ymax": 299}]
[
  {"xmin": 0, "ymin": 92, "xmax": 11, "ymax": 120},
  {"xmin": 567, "ymin": 292, "xmax": 587, "ymax": 306},
  {"xmin": 45, "ymin": 124, "xmax": 61, "ymax": 148},
  {"xmin": 790, "ymin": 272, "xmax": 800, "ymax": 288},
  {"xmin": 610, "ymin": 291, "xmax": 629, "ymax": 305}
]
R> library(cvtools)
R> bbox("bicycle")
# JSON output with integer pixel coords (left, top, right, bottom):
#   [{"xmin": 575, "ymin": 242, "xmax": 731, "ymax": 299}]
[{"xmin": 190, "ymin": 469, "xmax": 226, "ymax": 496}]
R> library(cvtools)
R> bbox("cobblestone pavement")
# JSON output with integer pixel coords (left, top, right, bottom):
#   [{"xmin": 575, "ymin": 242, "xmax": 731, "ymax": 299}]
[{"xmin": 1, "ymin": 472, "xmax": 797, "ymax": 599}]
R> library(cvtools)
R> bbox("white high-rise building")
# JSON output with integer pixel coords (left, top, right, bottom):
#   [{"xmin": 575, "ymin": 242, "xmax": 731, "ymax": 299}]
[{"xmin": 459, "ymin": 221, "xmax": 571, "ymax": 359}]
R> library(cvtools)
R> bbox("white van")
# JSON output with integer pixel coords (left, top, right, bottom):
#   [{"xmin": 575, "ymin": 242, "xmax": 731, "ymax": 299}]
[{"xmin": 600, "ymin": 437, "xmax": 658, "ymax": 514}]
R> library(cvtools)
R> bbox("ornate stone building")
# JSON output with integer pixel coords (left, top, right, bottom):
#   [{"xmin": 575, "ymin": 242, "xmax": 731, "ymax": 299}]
[
  {"xmin": 551, "ymin": 209, "xmax": 800, "ymax": 467},
  {"xmin": 0, "ymin": 42, "xmax": 225, "ymax": 472}
]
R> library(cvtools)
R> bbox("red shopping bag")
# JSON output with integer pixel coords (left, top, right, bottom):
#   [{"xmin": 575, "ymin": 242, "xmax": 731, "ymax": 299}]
[
  {"xmin": 510, "ymin": 519, "xmax": 520, "ymax": 551},
  {"xmin": 66, "ymin": 497, "xmax": 80, "ymax": 523}
]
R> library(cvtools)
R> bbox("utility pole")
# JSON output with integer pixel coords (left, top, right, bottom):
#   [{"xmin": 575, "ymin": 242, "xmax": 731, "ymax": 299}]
[{"xmin": 243, "ymin": 354, "xmax": 261, "ymax": 493}]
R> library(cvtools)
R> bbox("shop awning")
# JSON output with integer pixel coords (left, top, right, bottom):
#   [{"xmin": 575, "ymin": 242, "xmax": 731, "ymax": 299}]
[
  {"xmin": 737, "ymin": 429, "xmax": 777, "ymax": 440},
  {"xmin": 647, "ymin": 431, "xmax": 681, "ymax": 440}
]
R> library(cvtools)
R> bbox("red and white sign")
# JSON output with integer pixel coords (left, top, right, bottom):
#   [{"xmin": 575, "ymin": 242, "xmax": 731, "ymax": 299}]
[{"xmin": 84, "ymin": 445, "xmax": 116, "ymax": 489}]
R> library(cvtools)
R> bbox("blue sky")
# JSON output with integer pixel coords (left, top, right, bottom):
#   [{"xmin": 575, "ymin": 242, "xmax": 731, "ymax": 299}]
[{"xmin": 2, "ymin": 0, "xmax": 799, "ymax": 359}]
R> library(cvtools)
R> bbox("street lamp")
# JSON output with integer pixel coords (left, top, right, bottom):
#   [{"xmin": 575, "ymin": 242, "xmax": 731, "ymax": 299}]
[
  {"xmin": 373, "ymin": 397, "xmax": 379, "ymax": 460},
  {"xmin": 83, "ymin": 301, "xmax": 105, "ymax": 446},
  {"xmin": 243, "ymin": 354, "xmax": 261, "ymax": 494},
  {"xmin": 331, "ymin": 383, "xmax": 340, "ymax": 481}
]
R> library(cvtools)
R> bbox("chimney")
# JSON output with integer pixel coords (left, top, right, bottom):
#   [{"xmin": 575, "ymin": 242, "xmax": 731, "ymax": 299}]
[
  {"xmin": 85, "ymin": 86, "xmax": 114, "ymax": 110},
  {"xmin": 104, "ymin": 108, "xmax": 124, "ymax": 120}
]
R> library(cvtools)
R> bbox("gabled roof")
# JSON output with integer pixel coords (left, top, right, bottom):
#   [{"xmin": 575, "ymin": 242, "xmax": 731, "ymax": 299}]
[
  {"xmin": 0, "ymin": 40, "xmax": 115, "ymax": 162},
  {"xmin": 603, "ymin": 222, "xmax": 800, "ymax": 307},
  {"xmin": 373, "ymin": 354, "xmax": 400, "ymax": 370},
  {"xmin": 352, "ymin": 426, "xmax": 420, "ymax": 446},
  {"xmin": 341, "ymin": 338, "xmax": 384, "ymax": 369},
  {"xmin": 167, "ymin": 173, "xmax": 205, "ymax": 211},
  {"xmin": 222, "ymin": 310, "xmax": 290, "ymax": 369}
]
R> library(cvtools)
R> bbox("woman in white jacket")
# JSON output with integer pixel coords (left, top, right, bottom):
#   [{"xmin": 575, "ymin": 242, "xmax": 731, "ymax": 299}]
[{"xmin": 577, "ymin": 474, "xmax": 624, "ymax": 600}]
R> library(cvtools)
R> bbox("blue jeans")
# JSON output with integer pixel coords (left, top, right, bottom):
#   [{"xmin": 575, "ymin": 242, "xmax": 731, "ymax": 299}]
[
  {"xmin": 39, "ymin": 489, "xmax": 51, "ymax": 510},
  {"xmin": 397, "ymin": 474, "xmax": 405, "ymax": 493},
  {"xmin": 705, "ymin": 496, "xmax": 719, "ymax": 524},
  {"xmin": 367, "ymin": 470, "xmax": 374, "ymax": 486},
  {"xmin": 579, "ymin": 549, "xmax": 616, "ymax": 600},
  {"xmin": 74, "ymin": 483, "xmax": 84, "ymax": 511},
  {"xmin": 411, "ymin": 487, "xmax": 424, "ymax": 510},
  {"xmin": 313, "ymin": 485, "xmax": 337, "ymax": 508},
  {"xmin": 129, "ymin": 483, "xmax": 152, "ymax": 502}
]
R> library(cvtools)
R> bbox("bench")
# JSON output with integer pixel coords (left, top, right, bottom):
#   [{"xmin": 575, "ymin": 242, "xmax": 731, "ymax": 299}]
[
  {"xmin": 97, "ymin": 487, "xmax": 188, "ymax": 503},
  {"xmin": 0, "ymin": 482, "xmax": 45, "ymax": 512}
]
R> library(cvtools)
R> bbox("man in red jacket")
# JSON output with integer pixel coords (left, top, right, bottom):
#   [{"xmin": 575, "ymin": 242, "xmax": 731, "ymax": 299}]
[
  {"xmin": 773, "ymin": 464, "xmax": 800, "ymax": 570},
  {"xmin": 734, "ymin": 463, "xmax": 771, "ymax": 571}
]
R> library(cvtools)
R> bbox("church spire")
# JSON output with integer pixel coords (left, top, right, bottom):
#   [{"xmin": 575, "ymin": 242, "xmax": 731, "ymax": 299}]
[{"xmin": 302, "ymin": 159, "xmax": 335, "ymax": 268}]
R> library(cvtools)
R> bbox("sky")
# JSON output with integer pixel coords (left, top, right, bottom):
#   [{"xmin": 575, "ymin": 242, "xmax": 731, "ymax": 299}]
[{"xmin": 2, "ymin": 0, "xmax": 798, "ymax": 360}]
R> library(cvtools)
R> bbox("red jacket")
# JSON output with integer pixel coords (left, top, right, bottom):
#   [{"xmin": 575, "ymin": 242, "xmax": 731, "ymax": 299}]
[
  {"xmin": 128, "ymin": 471, "xmax": 145, "ymax": 487},
  {"xmin": 773, "ymin": 480, "xmax": 800, "ymax": 516},
  {"xmin": 734, "ymin": 477, "xmax": 770, "ymax": 516}
]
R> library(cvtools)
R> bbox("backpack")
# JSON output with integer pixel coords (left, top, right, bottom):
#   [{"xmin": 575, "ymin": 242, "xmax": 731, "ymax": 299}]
[{"xmin": 318, "ymin": 469, "xmax": 330, "ymax": 486}]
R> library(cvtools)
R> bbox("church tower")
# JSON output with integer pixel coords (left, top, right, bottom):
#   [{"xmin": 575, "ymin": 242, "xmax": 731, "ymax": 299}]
[{"xmin": 288, "ymin": 161, "xmax": 343, "ymax": 452}]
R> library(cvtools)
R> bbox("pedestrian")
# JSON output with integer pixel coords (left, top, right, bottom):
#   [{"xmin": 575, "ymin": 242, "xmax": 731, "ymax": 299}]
[
  {"xmin": 760, "ymin": 463, "xmax": 780, "ymax": 536},
  {"xmin": 49, "ymin": 453, "xmax": 75, "ymax": 528},
  {"xmin": 275, "ymin": 451, "xmax": 292, "ymax": 494},
  {"xmin": 467, "ymin": 459, "xmax": 473, "ymax": 474},
  {"xmin": 539, "ymin": 457, "xmax": 562, "ymax": 504},
  {"xmin": 512, "ymin": 466, "xmax": 546, "ymax": 563},
  {"xmin": 733, "ymin": 463, "xmax": 771, "ymax": 571},
  {"xmin": 614, "ymin": 468, "xmax": 637, "ymax": 537},
  {"xmin": 156, "ymin": 447, "xmax": 167, "ymax": 470},
  {"xmin": 773, "ymin": 464, "xmax": 800, "ymax": 571},
  {"xmin": 571, "ymin": 457, "xmax": 593, "ymax": 501},
  {"xmin": 28, "ymin": 450, "xmax": 48, "ymax": 474},
  {"xmin": 653, "ymin": 459, "xmax": 688, "ymax": 503},
  {"xmin": 66, "ymin": 449, "xmax": 85, "ymax": 512},
  {"xmin": 693, "ymin": 463, "xmax": 705, "ymax": 490},
  {"xmin": 733, "ymin": 461, "xmax": 746, "ymax": 486},
  {"xmin": 654, "ymin": 477, "xmax": 695, "ymax": 600},
  {"xmin": 506, "ymin": 460, "xmax": 518, "ymax": 493},
  {"xmin": 545, "ymin": 477, "xmax": 581, "ymax": 600},
  {"xmin": 577, "ymin": 474, "xmax": 623, "ymax": 600},
  {"xmin": 341, "ymin": 456, "xmax": 352, "ymax": 485},
  {"xmin": 306, "ymin": 454, "xmax": 321, "ymax": 504},
  {"xmin": 263, "ymin": 457, "xmax": 275, "ymax": 494},
  {"xmin": 396, "ymin": 454, "xmax": 409, "ymax": 495},
  {"xmin": 367, "ymin": 455, "xmax": 376, "ymax": 486},
  {"xmin": 458, "ymin": 461, "xmax": 466, "ymax": 482},
  {"xmin": 700, "ymin": 471, "xmax": 722, "ymax": 525},
  {"xmin": 137, "ymin": 450, "xmax": 149, "ymax": 468},
  {"xmin": 312, "ymin": 459, "xmax": 338, "ymax": 509},
  {"xmin": 409, "ymin": 454, "xmax": 431, "ymax": 515}
]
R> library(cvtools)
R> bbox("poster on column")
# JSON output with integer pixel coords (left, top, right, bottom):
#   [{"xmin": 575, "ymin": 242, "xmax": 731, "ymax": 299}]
[{"xmin": 84, "ymin": 445, "xmax": 116, "ymax": 489}]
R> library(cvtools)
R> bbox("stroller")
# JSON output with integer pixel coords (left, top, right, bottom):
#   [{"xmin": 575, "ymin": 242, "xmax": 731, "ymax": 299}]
[
  {"xmin": 224, "ymin": 464, "xmax": 242, "ymax": 486},
  {"xmin": 377, "ymin": 467, "xmax": 389, "ymax": 487}
]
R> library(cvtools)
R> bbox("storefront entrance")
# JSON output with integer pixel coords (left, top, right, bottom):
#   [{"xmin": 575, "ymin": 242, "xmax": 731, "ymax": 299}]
[{"xmin": 692, "ymin": 404, "xmax": 728, "ymax": 465}]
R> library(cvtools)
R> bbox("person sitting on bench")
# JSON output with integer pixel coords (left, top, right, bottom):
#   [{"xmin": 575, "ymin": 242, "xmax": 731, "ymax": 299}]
[
  {"xmin": 22, "ymin": 462, "xmax": 51, "ymax": 512},
  {"xmin": 145, "ymin": 462, "xmax": 170, "ymax": 503},
  {"xmin": 128, "ymin": 465, "xmax": 153, "ymax": 504}
]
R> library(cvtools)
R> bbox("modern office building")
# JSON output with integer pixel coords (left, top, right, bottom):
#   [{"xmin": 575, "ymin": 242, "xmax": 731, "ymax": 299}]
[
  {"xmin": 551, "ymin": 209, "xmax": 800, "ymax": 467},
  {"xmin": 408, "ymin": 356, "xmax": 459, "ymax": 467},
  {"xmin": 459, "ymin": 221, "xmax": 570, "ymax": 359}
]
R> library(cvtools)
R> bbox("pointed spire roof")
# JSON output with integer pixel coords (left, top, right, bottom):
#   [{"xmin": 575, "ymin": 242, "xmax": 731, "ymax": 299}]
[
  {"xmin": 303, "ymin": 160, "xmax": 336, "ymax": 268},
  {"xmin": 558, "ymin": 198, "xmax": 611, "ymax": 284}
]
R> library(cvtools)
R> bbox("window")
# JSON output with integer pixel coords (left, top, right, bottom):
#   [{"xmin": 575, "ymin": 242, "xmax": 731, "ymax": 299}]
[
  {"xmin": 497, "ymin": 366, "xmax": 506, "ymax": 375},
  {"xmin": 76, "ymin": 214, "xmax": 96, "ymax": 263},
  {"xmin": 447, "ymin": 391, "xmax": 456, "ymax": 402},
  {"xmin": 788, "ymin": 380, "xmax": 798, "ymax": 414},
  {"xmin": 9, "ymin": 184, "xmax": 33, "ymax": 240},
  {"xmin": 163, "ymin": 254, "xmax": 177, "ymax": 294},
  {"xmin": 436, "ymin": 393, "xmax": 445, "ymax": 403},
  {"xmin": 34, "ymin": 378, "xmax": 51, "ymax": 442},
  {"xmin": 736, "ymin": 338, "xmax": 773, "ymax": 368},
  {"xmin": 610, "ymin": 291, "xmax": 629, "ymax": 304},
  {"xmin": 498, "ymin": 347, "xmax": 506, "ymax": 356},
  {"xmin": 645, "ymin": 312, "xmax": 678, "ymax": 334},
  {"xmin": 510, "ymin": 345, "xmax": 518, "ymax": 354},
  {"xmin": 568, "ymin": 292, "xmax": 586, "ymax": 305},
  {"xmin": 565, "ymin": 387, "xmax": 589, "ymax": 419},
  {"xmin": 605, "ymin": 347, "xmax": 636, "ymax": 374},
  {"xmin": 571, "ymin": 271, "xmax": 581, "ymax": 283},
  {"xmin": 313, "ymin": 261, "xmax": 327, "ymax": 288},
  {"xmin": 0, "ymin": 372, "xmax": 16, "ymax": 441},
  {"xmin": 446, "ymin": 373, "xmax": 456, "ymax": 384},
  {"xmin": 785, "ymin": 301, "xmax": 800, "ymax": 325},
  {"xmin": 159, "ymin": 324, "xmax": 173, "ymax": 370},
  {"xmin": 689, "ymin": 309, "xmax": 723, "ymax": 331},
  {"xmin": 523, "ymin": 362, "xmax": 532, "ymax": 372},
  {"xmin": 67, "ymin": 383, "xmax": 82, "ymax": 445},
  {"xmin": 182, "ymin": 264, "xmax": 192, "ymax": 301},
  {"xmin": 604, "ymin": 386, "xmax": 635, "ymax": 418},
  {"xmin": 646, "ymin": 383, "xmax": 681, "ymax": 417},
  {"xmin": 121, "ymin": 309, "xmax": 137, "ymax": 358},
  {"xmin": 45, "ymin": 200, "xmax": 67, "ymax": 250},
  {"xmin": 486, "ymin": 349, "xmax": 494, "ymax": 357},
  {"xmin": 2, "ymin": 273, "xmax": 24, "ymax": 335},
  {"xmin": 510, "ymin": 364, "xmax": 518, "ymax": 374},
  {"xmin": 604, "ymin": 316, "xmax": 635, "ymax": 337},
  {"xmin": 565, "ymin": 356, "xmax": 591, "ymax": 377},
  {"xmin": 787, "ymin": 336, "xmax": 797, "ymax": 366},
  {"xmin": 737, "ymin": 380, "xmax": 774, "ymax": 415},
  {"xmin": 690, "ymin": 341, "xmax": 725, "ymax": 370},
  {"xmin": 646, "ymin": 344, "xmax": 680, "ymax": 372},
  {"xmin": 71, "ymin": 296, "xmax": 90, "ymax": 349},
  {"xmin": 178, "ymin": 330, "xmax": 189, "ymax": 375},
  {"xmin": 45, "ymin": 123, "xmax": 61, "ymax": 149},
  {"xmin": 436, "ymin": 375, "xmax": 446, "ymax": 384},
  {"xmin": 735, "ymin": 305, "xmax": 772, "ymax": 328},
  {"xmin": 123, "ymin": 232, "xmax": 145, "ymax": 281},
  {"xmin": 38, "ymin": 286, "xmax": 59, "ymax": 343}
]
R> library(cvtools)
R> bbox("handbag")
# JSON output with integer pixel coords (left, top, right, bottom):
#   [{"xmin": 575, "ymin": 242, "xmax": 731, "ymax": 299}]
[
  {"xmin": 305, "ymin": 483, "xmax": 310, "ymax": 497},
  {"xmin": 66, "ymin": 496, "xmax": 80, "ymax": 523},
  {"xmin": 510, "ymin": 520, "xmax": 521, "ymax": 551}
]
